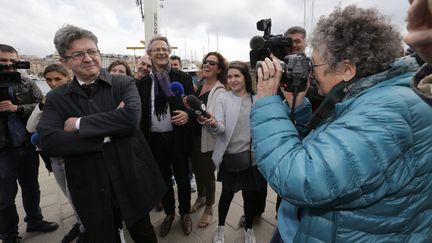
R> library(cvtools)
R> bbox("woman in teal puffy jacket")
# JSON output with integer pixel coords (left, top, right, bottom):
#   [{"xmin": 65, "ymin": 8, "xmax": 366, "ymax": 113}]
[{"xmin": 252, "ymin": 5, "xmax": 432, "ymax": 243}]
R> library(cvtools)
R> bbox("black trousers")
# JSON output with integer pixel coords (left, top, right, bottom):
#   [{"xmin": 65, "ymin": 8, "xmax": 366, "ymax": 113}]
[
  {"xmin": 0, "ymin": 143, "xmax": 43, "ymax": 239},
  {"xmin": 218, "ymin": 187, "xmax": 258, "ymax": 229},
  {"xmin": 149, "ymin": 132, "xmax": 191, "ymax": 216}
]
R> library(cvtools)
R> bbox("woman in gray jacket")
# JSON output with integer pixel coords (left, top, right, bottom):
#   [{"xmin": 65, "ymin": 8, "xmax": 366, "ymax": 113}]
[{"xmin": 203, "ymin": 61, "xmax": 266, "ymax": 243}]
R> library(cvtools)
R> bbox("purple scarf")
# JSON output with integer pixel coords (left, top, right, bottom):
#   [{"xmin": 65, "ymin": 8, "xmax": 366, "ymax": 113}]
[{"xmin": 153, "ymin": 71, "xmax": 174, "ymax": 119}]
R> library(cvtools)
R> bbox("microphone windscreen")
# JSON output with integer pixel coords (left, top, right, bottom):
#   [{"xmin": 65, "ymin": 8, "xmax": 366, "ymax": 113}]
[
  {"xmin": 31, "ymin": 133, "xmax": 40, "ymax": 146},
  {"xmin": 170, "ymin": 81, "xmax": 185, "ymax": 97},
  {"xmin": 249, "ymin": 36, "xmax": 265, "ymax": 50},
  {"xmin": 186, "ymin": 95, "xmax": 202, "ymax": 110}
]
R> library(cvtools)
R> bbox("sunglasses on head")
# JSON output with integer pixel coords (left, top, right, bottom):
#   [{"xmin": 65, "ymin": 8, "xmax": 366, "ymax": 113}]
[{"xmin": 203, "ymin": 60, "xmax": 219, "ymax": 66}]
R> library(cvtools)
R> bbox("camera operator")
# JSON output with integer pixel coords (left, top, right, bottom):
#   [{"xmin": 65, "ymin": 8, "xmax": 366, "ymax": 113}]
[
  {"xmin": 252, "ymin": 5, "xmax": 432, "ymax": 243},
  {"xmin": 0, "ymin": 44, "xmax": 59, "ymax": 242},
  {"xmin": 284, "ymin": 26, "xmax": 324, "ymax": 112},
  {"xmin": 283, "ymin": 26, "xmax": 307, "ymax": 55}
]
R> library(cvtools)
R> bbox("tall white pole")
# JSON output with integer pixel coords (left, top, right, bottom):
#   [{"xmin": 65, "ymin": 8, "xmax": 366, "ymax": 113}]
[{"xmin": 144, "ymin": 0, "xmax": 160, "ymax": 51}]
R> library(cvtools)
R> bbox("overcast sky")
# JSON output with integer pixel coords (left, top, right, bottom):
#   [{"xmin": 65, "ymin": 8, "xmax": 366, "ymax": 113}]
[{"xmin": 1, "ymin": 0, "xmax": 409, "ymax": 62}]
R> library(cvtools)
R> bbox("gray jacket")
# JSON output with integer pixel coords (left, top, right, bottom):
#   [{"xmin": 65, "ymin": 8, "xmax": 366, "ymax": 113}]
[{"xmin": 210, "ymin": 91, "xmax": 255, "ymax": 169}]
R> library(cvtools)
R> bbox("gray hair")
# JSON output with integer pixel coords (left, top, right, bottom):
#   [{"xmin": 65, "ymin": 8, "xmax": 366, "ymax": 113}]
[
  {"xmin": 284, "ymin": 26, "xmax": 306, "ymax": 39},
  {"xmin": 146, "ymin": 35, "xmax": 171, "ymax": 55},
  {"xmin": 54, "ymin": 25, "xmax": 98, "ymax": 58},
  {"xmin": 310, "ymin": 5, "xmax": 402, "ymax": 77}
]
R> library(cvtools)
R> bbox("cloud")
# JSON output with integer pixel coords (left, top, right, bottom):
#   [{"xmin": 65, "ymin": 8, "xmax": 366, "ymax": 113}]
[{"xmin": 0, "ymin": 0, "xmax": 410, "ymax": 62}]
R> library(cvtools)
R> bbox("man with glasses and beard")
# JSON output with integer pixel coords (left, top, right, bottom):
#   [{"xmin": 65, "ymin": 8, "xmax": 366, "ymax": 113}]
[{"xmin": 37, "ymin": 25, "xmax": 165, "ymax": 243}]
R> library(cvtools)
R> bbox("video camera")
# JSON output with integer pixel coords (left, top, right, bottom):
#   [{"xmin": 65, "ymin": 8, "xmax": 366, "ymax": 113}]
[
  {"xmin": 249, "ymin": 18, "xmax": 292, "ymax": 67},
  {"xmin": 250, "ymin": 19, "xmax": 311, "ymax": 92},
  {"xmin": 0, "ymin": 61, "xmax": 30, "ymax": 101}
]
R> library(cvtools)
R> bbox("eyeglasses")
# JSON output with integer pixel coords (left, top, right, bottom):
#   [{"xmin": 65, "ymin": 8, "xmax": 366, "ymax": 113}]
[
  {"xmin": 64, "ymin": 49, "xmax": 100, "ymax": 61},
  {"xmin": 150, "ymin": 48, "xmax": 169, "ymax": 53},
  {"xmin": 311, "ymin": 62, "xmax": 328, "ymax": 69},
  {"xmin": 309, "ymin": 62, "xmax": 328, "ymax": 79},
  {"xmin": 203, "ymin": 60, "xmax": 219, "ymax": 66}
]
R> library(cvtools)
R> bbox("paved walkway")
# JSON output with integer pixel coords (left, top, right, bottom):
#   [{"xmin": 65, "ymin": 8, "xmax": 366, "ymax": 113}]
[{"xmin": 15, "ymin": 161, "xmax": 278, "ymax": 242}]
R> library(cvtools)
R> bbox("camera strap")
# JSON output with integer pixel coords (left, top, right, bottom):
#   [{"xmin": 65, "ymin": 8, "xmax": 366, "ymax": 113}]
[{"xmin": 307, "ymin": 77, "xmax": 358, "ymax": 129}]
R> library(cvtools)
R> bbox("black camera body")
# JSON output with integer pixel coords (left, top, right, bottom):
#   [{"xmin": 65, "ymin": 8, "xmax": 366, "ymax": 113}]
[
  {"xmin": 256, "ymin": 53, "xmax": 310, "ymax": 92},
  {"xmin": 0, "ymin": 61, "xmax": 30, "ymax": 101},
  {"xmin": 257, "ymin": 19, "xmax": 293, "ymax": 60},
  {"xmin": 281, "ymin": 53, "xmax": 311, "ymax": 92}
]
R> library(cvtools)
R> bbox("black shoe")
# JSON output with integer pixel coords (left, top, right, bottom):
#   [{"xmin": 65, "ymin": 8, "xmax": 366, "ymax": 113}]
[
  {"xmin": 77, "ymin": 233, "xmax": 90, "ymax": 243},
  {"xmin": 2, "ymin": 236, "xmax": 22, "ymax": 243},
  {"xmin": 61, "ymin": 223, "xmax": 81, "ymax": 243},
  {"xmin": 26, "ymin": 220, "xmax": 59, "ymax": 233}
]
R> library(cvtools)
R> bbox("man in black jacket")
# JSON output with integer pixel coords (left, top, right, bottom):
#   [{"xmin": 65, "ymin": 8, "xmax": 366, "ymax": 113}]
[
  {"xmin": 0, "ymin": 44, "xmax": 58, "ymax": 243},
  {"xmin": 135, "ymin": 35, "xmax": 194, "ymax": 237},
  {"xmin": 37, "ymin": 25, "xmax": 165, "ymax": 243}
]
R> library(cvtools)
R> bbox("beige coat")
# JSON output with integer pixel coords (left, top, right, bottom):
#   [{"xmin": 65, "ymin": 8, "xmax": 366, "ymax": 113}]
[{"xmin": 199, "ymin": 81, "xmax": 226, "ymax": 152}]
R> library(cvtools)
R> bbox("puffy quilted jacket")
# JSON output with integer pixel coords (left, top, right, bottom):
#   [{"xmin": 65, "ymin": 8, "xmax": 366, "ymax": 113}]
[{"xmin": 251, "ymin": 57, "xmax": 432, "ymax": 242}]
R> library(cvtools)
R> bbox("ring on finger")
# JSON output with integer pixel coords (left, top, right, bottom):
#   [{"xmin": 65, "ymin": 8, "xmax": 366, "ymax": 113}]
[{"xmin": 269, "ymin": 73, "xmax": 274, "ymax": 78}]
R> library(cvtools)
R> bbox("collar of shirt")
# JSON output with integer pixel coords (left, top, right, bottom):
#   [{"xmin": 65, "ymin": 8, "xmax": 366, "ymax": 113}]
[{"xmin": 76, "ymin": 78, "xmax": 95, "ymax": 86}]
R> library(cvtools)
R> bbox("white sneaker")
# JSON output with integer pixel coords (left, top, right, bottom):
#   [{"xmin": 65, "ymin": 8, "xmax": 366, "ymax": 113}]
[
  {"xmin": 190, "ymin": 177, "xmax": 197, "ymax": 192},
  {"xmin": 213, "ymin": 226, "xmax": 224, "ymax": 243},
  {"xmin": 244, "ymin": 228, "xmax": 256, "ymax": 243}
]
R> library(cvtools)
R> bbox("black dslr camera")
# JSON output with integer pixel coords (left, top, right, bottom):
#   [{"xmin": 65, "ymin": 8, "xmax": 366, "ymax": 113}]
[{"xmin": 0, "ymin": 61, "xmax": 30, "ymax": 101}]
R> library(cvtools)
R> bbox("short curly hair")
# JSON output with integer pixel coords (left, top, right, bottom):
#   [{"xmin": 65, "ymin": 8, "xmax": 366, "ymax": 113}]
[{"xmin": 310, "ymin": 5, "xmax": 402, "ymax": 77}]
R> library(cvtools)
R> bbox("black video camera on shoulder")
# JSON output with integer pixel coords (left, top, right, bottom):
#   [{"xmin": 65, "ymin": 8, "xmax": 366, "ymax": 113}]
[
  {"xmin": 0, "ymin": 61, "xmax": 30, "ymax": 101},
  {"xmin": 250, "ymin": 19, "xmax": 310, "ymax": 92},
  {"xmin": 249, "ymin": 19, "xmax": 292, "ymax": 67}
]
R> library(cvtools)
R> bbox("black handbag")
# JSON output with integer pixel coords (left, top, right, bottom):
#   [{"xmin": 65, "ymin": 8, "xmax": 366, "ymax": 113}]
[
  {"xmin": 222, "ymin": 150, "xmax": 256, "ymax": 173},
  {"xmin": 222, "ymin": 94, "xmax": 255, "ymax": 173}
]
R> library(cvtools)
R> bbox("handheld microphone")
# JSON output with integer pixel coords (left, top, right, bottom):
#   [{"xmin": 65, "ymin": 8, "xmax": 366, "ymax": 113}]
[
  {"xmin": 170, "ymin": 81, "xmax": 185, "ymax": 97},
  {"xmin": 31, "ymin": 133, "xmax": 40, "ymax": 146},
  {"xmin": 185, "ymin": 95, "xmax": 211, "ymax": 118}
]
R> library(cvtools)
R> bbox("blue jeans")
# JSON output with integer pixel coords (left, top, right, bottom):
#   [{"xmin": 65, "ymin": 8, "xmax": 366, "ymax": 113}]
[{"xmin": 0, "ymin": 143, "xmax": 43, "ymax": 239}]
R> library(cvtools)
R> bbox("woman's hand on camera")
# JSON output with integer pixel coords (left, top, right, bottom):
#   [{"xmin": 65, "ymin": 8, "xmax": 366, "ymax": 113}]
[{"xmin": 256, "ymin": 56, "xmax": 283, "ymax": 99}]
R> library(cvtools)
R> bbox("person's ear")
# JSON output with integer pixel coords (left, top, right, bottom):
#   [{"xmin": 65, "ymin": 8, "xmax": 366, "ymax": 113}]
[
  {"xmin": 341, "ymin": 59, "xmax": 356, "ymax": 81},
  {"xmin": 59, "ymin": 58, "xmax": 70, "ymax": 69}
]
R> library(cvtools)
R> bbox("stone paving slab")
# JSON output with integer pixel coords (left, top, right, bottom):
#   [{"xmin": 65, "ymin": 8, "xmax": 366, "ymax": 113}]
[{"xmin": 15, "ymin": 161, "xmax": 277, "ymax": 242}]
